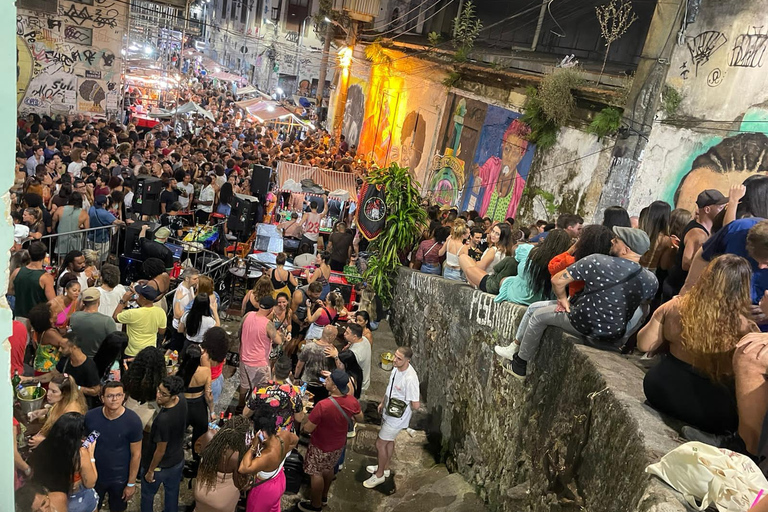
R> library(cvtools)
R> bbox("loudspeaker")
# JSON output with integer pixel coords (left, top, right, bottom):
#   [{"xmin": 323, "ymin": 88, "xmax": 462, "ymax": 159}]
[
  {"xmin": 250, "ymin": 165, "xmax": 271, "ymax": 198},
  {"xmin": 228, "ymin": 193, "xmax": 259, "ymax": 233},
  {"xmin": 133, "ymin": 177, "xmax": 162, "ymax": 216},
  {"xmin": 119, "ymin": 255, "xmax": 144, "ymax": 286},
  {"xmin": 124, "ymin": 221, "xmax": 157, "ymax": 258}
]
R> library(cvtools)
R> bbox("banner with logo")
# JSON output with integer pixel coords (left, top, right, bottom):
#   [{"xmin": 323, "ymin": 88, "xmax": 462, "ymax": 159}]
[{"xmin": 356, "ymin": 181, "xmax": 387, "ymax": 241}]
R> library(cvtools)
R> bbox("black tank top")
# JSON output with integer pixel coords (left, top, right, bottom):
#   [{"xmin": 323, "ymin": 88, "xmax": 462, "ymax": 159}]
[{"xmin": 664, "ymin": 220, "xmax": 709, "ymax": 294}]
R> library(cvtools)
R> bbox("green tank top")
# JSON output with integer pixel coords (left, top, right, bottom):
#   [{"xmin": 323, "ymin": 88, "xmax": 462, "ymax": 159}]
[{"xmin": 13, "ymin": 266, "xmax": 47, "ymax": 318}]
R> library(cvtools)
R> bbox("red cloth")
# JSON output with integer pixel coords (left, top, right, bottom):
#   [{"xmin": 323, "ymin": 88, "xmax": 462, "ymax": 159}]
[
  {"xmin": 210, "ymin": 361, "xmax": 224, "ymax": 380},
  {"xmin": 548, "ymin": 252, "xmax": 584, "ymax": 296},
  {"xmin": 307, "ymin": 394, "xmax": 361, "ymax": 452},
  {"xmin": 9, "ymin": 321, "xmax": 27, "ymax": 378}
]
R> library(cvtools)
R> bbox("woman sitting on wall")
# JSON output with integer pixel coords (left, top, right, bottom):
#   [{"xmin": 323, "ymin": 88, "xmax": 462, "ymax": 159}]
[
  {"xmin": 638, "ymin": 254, "xmax": 758, "ymax": 435},
  {"xmin": 457, "ymin": 223, "xmax": 522, "ymax": 295}
]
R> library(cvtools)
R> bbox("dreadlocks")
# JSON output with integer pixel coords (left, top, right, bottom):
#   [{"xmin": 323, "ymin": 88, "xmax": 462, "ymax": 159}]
[{"xmin": 197, "ymin": 415, "xmax": 250, "ymax": 493}]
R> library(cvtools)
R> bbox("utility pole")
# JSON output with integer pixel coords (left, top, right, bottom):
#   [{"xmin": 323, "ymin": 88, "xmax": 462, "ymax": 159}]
[{"xmin": 315, "ymin": 20, "xmax": 334, "ymax": 120}]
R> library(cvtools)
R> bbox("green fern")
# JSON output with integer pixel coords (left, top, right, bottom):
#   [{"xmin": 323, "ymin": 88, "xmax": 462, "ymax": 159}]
[
  {"xmin": 521, "ymin": 87, "xmax": 560, "ymax": 150},
  {"xmin": 428, "ymin": 31, "xmax": 442, "ymax": 47},
  {"xmin": 442, "ymin": 71, "xmax": 461, "ymax": 87},
  {"xmin": 587, "ymin": 107, "xmax": 623, "ymax": 139}
]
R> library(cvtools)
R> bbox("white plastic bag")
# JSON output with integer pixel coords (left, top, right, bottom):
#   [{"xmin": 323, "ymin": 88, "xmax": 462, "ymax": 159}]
[{"xmin": 646, "ymin": 441, "xmax": 767, "ymax": 511}]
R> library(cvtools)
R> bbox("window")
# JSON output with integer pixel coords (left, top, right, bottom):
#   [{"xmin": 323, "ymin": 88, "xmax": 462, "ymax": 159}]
[
  {"xmin": 286, "ymin": 0, "xmax": 309, "ymax": 30},
  {"xmin": 241, "ymin": 1, "xmax": 248, "ymax": 23},
  {"xmin": 222, "ymin": 0, "xmax": 229, "ymax": 19}
]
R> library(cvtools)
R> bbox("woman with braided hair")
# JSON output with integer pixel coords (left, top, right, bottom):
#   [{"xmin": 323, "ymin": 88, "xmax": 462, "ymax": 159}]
[{"xmin": 193, "ymin": 415, "xmax": 251, "ymax": 512}]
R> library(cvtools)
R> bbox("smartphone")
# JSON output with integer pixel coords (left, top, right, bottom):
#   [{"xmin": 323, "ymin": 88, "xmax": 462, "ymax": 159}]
[
  {"xmin": 319, "ymin": 377, "xmax": 326, "ymax": 383},
  {"xmin": 258, "ymin": 431, "xmax": 266, "ymax": 442},
  {"xmin": 82, "ymin": 430, "xmax": 100, "ymax": 449}
]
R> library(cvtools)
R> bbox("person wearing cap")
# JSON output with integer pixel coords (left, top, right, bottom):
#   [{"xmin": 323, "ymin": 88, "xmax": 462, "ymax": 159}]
[
  {"xmin": 496, "ymin": 226, "xmax": 658, "ymax": 379},
  {"xmin": 89, "ymin": 194, "xmax": 125, "ymax": 262},
  {"xmin": 682, "ymin": 216, "xmax": 768, "ymax": 328},
  {"xmin": 662, "ymin": 189, "xmax": 728, "ymax": 300},
  {"xmin": 238, "ymin": 295, "xmax": 285, "ymax": 409},
  {"xmin": 139, "ymin": 224, "xmax": 175, "ymax": 269},
  {"xmin": 114, "ymin": 283, "xmax": 167, "ymax": 358},
  {"xmin": 299, "ymin": 369, "xmax": 363, "ymax": 512},
  {"xmin": 69, "ymin": 287, "xmax": 117, "ymax": 358}
]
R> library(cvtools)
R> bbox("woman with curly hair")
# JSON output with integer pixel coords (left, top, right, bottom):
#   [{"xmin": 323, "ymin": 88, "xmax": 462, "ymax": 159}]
[
  {"xmin": 27, "ymin": 374, "xmax": 87, "ymax": 449},
  {"xmin": 242, "ymin": 275, "xmax": 275, "ymax": 316},
  {"xmin": 48, "ymin": 273, "xmax": 80, "ymax": 331},
  {"xmin": 193, "ymin": 416, "xmax": 251, "ymax": 512},
  {"xmin": 495, "ymin": 229, "xmax": 572, "ymax": 305},
  {"xmin": 458, "ymin": 223, "xmax": 523, "ymax": 294},
  {"xmin": 638, "ymin": 254, "xmax": 758, "ymax": 434},
  {"xmin": 123, "ymin": 346, "xmax": 167, "ymax": 428}
]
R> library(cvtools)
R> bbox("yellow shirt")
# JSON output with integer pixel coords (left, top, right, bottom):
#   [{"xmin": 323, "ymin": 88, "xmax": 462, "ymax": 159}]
[{"xmin": 118, "ymin": 306, "xmax": 167, "ymax": 356}]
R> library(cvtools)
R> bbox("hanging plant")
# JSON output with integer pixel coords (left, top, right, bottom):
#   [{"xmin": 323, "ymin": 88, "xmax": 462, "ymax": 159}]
[
  {"xmin": 588, "ymin": 107, "xmax": 623, "ymax": 139},
  {"xmin": 362, "ymin": 163, "xmax": 427, "ymax": 306}
]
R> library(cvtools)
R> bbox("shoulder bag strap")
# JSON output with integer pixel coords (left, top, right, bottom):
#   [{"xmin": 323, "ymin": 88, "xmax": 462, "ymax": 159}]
[
  {"xmin": 329, "ymin": 397, "xmax": 353, "ymax": 430},
  {"xmin": 424, "ymin": 242, "xmax": 438, "ymax": 257}
]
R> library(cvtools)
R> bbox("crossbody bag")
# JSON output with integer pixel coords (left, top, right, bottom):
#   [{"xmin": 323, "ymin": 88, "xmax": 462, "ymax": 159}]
[
  {"xmin": 329, "ymin": 396, "xmax": 354, "ymax": 430},
  {"xmin": 384, "ymin": 372, "xmax": 407, "ymax": 419}
]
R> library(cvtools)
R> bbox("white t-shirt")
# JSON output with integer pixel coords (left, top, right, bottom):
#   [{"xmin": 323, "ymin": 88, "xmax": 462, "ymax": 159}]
[
  {"xmin": 98, "ymin": 284, "xmax": 127, "ymax": 328},
  {"xmin": 177, "ymin": 182, "xmax": 194, "ymax": 209},
  {"xmin": 59, "ymin": 269, "xmax": 88, "ymax": 295},
  {"xmin": 180, "ymin": 311, "xmax": 215, "ymax": 344},
  {"xmin": 349, "ymin": 339, "xmax": 372, "ymax": 392},
  {"xmin": 197, "ymin": 185, "xmax": 214, "ymax": 213},
  {"xmin": 382, "ymin": 364, "xmax": 420, "ymax": 430},
  {"xmin": 172, "ymin": 285, "xmax": 195, "ymax": 328},
  {"xmin": 67, "ymin": 161, "xmax": 85, "ymax": 177}
]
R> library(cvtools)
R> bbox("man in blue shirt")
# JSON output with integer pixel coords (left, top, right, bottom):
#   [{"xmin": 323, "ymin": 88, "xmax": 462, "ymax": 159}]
[
  {"xmin": 683, "ymin": 218, "xmax": 768, "ymax": 328},
  {"xmin": 85, "ymin": 381, "xmax": 143, "ymax": 512},
  {"xmin": 89, "ymin": 195, "xmax": 124, "ymax": 261}
]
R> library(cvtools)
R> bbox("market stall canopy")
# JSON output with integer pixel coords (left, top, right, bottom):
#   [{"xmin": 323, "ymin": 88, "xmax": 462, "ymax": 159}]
[
  {"xmin": 236, "ymin": 99, "xmax": 292, "ymax": 122},
  {"xmin": 236, "ymin": 85, "xmax": 258, "ymax": 96},
  {"xmin": 210, "ymin": 70, "xmax": 244, "ymax": 82},
  {"xmin": 277, "ymin": 162, "xmax": 358, "ymax": 202},
  {"xmin": 172, "ymin": 102, "xmax": 215, "ymax": 121}
]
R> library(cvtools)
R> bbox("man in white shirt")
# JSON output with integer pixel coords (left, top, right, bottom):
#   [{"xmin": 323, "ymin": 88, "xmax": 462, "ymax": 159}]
[
  {"xmin": 196, "ymin": 175, "xmax": 215, "ymax": 224},
  {"xmin": 97, "ymin": 263, "xmax": 127, "ymax": 329},
  {"xmin": 176, "ymin": 173, "xmax": 194, "ymax": 210},
  {"xmin": 364, "ymin": 346, "xmax": 420, "ymax": 489},
  {"xmin": 344, "ymin": 323, "xmax": 371, "ymax": 394}
]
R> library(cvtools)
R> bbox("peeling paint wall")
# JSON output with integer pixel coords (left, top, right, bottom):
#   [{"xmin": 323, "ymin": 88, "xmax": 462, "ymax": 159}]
[{"xmin": 629, "ymin": 0, "xmax": 768, "ymax": 214}]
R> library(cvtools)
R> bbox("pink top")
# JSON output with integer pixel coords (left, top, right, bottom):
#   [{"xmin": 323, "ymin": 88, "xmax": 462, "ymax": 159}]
[
  {"xmin": 55, "ymin": 301, "xmax": 74, "ymax": 329},
  {"xmin": 240, "ymin": 313, "xmax": 272, "ymax": 367}
]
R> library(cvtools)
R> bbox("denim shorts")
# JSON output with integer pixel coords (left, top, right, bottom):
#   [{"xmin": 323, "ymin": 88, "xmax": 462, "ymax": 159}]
[
  {"xmin": 443, "ymin": 266, "xmax": 465, "ymax": 282},
  {"xmin": 68, "ymin": 485, "xmax": 99, "ymax": 512},
  {"xmin": 421, "ymin": 263, "xmax": 441, "ymax": 275}
]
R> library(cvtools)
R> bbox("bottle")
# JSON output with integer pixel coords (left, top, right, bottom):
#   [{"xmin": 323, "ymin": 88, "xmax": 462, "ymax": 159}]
[
  {"xmin": 11, "ymin": 370, "xmax": 20, "ymax": 389},
  {"xmin": 217, "ymin": 411, "xmax": 225, "ymax": 427},
  {"xmin": 33, "ymin": 382, "xmax": 43, "ymax": 399}
]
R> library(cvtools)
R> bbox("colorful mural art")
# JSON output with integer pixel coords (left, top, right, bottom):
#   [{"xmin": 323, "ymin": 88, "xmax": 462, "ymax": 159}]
[
  {"xmin": 16, "ymin": 0, "xmax": 126, "ymax": 117},
  {"xmin": 341, "ymin": 80, "xmax": 365, "ymax": 148},
  {"xmin": 424, "ymin": 95, "xmax": 536, "ymax": 221}
]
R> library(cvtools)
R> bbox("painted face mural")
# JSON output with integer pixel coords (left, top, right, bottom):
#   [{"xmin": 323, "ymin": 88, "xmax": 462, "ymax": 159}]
[
  {"xmin": 673, "ymin": 132, "xmax": 768, "ymax": 212},
  {"xmin": 342, "ymin": 83, "xmax": 365, "ymax": 148}
]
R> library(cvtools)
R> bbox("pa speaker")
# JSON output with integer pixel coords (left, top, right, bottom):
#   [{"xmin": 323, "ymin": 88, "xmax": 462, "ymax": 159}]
[
  {"xmin": 133, "ymin": 177, "xmax": 162, "ymax": 216},
  {"xmin": 250, "ymin": 165, "xmax": 271, "ymax": 198},
  {"xmin": 229, "ymin": 193, "xmax": 259, "ymax": 232}
]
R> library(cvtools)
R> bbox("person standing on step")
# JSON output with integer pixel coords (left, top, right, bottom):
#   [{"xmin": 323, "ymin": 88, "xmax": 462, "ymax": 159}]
[{"xmin": 364, "ymin": 346, "xmax": 420, "ymax": 489}]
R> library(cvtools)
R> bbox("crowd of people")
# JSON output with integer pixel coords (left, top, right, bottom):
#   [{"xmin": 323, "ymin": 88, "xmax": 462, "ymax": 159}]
[
  {"xmin": 10, "ymin": 52, "xmax": 768, "ymax": 511},
  {"xmin": 412, "ymin": 181, "xmax": 768, "ymax": 465},
  {"xmin": 8, "ymin": 68, "xmax": 415, "ymax": 512}
]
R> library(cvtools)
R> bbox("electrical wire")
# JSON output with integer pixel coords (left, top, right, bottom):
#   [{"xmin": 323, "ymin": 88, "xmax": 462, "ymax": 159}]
[
  {"xmin": 369, "ymin": 0, "xmax": 455, "ymax": 38},
  {"xmin": 389, "ymin": 0, "xmax": 461, "ymax": 41},
  {"xmin": 362, "ymin": 0, "xmax": 441, "ymax": 33}
]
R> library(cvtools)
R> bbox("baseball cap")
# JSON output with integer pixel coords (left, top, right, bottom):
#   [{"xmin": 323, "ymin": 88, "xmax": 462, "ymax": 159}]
[
  {"xmin": 154, "ymin": 226, "xmax": 172, "ymax": 240},
  {"xmin": 134, "ymin": 283, "xmax": 160, "ymax": 301},
  {"xmin": 612, "ymin": 226, "xmax": 651, "ymax": 255},
  {"xmin": 81, "ymin": 287, "xmax": 101, "ymax": 303},
  {"xmin": 94, "ymin": 195, "xmax": 108, "ymax": 206},
  {"xmin": 696, "ymin": 189, "xmax": 728, "ymax": 208},
  {"xmin": 259, "ymin": 296, "xmax": 276, "ymax": 309},
  {"xmin": 330, "ymin": 369, "xmax": 350, "ymax": 394}
]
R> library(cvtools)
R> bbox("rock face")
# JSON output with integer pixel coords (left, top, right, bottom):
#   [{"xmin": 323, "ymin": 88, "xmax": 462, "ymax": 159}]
[{"xmin": 390, "ymin": 269, "xmax": 686, "ymax": 512}]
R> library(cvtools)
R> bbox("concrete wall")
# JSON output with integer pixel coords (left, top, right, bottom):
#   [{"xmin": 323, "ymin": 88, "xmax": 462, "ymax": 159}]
[
  {"xmin": 629, "ymin": 0, "xmax": 768, "ymax": 214},
  {"xmin": 390, "ymin": 269, "xmax": 686, "ymax": 512},
  {"xmin": 17, "ymin": 0, "xmax": 128, "ymax": 118}
]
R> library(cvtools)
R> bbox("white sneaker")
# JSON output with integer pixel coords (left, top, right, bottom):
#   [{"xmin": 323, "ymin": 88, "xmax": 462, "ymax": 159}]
[
  {"xmin": 494, "ymin": 343, "xmax": 519, "ymax": 360},
  {"xmin": 363, "ymin": 474, "xmax": 387, "ymax": 488},
  {"xmin": 365, "ymin": 465, "xmax": 390, "ymax": 477}
]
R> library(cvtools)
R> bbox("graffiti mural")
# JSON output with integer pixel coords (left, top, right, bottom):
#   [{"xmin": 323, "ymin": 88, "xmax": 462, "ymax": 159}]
[
  {"xmin": 16, "ymin": 0, "xmax": 126, "ymax": 117},
  {"xmin": 342, "ymin": 82, "xmax": 365, "ymax": 148}
]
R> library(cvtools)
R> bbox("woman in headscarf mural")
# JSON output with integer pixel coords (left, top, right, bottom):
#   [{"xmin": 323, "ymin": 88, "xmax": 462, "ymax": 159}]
[{"xmin": 468, "ymin": 119, "xmax": 531, "ymax": 222}]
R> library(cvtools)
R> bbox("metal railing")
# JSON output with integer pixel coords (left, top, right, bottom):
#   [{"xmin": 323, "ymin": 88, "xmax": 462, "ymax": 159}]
[{"xmin": 37, "ymin": 225, "xmax": 125, "ymax": 264}]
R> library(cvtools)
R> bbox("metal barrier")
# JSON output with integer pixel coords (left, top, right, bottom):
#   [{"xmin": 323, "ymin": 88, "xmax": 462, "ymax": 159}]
[{"xmin": 38, "ymin": 225, "xmax": 124, "ymax": 264}]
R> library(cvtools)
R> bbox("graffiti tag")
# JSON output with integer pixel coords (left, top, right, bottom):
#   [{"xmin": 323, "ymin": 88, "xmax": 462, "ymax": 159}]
[
  {"xmin": 285, "ymin": 31, "xmax": 299, "ymax": 44},
  {"xmin": 729, "ymin": 27, "xmax": 768, "ymax": 68},
  {"xmin": 686, "ymin": 31, "xmax": 727, "ymax": 76},
  {"xmin": 707, "ymin": 68, "xmax": 724, "ymax": 87},
  {"xmin": 58, "ymin": 4, "xmax": 119, "ymax": 29},
  {"xmin": 64, "ymin": 25, "xmax": 93, "ymax": 45},
  {"xmin": 29, "ymin": 77, "xmax": 76, "ymax": 102}
]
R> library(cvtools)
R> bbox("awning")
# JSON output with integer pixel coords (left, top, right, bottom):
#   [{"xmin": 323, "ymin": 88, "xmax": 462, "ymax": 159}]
[
  {"xmin": 172, "ymin": 102, "xmax": 215, "ymax": 121},
  {"xmin": 277, "ymin": 162, "xmax": 358, "ymax": 201},
  {"xmin": 236, "ymin": 85, "xmax": 258, "ymax": 96},
  {"xmin": 210, "ymin": 71, "xmax": 244, "ymax": 82},
  {"xmin": 236, "ymin": 99, "xmax": 292, "ymax": 122}
]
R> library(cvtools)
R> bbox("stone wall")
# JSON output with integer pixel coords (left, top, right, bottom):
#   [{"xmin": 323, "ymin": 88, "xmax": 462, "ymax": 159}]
[{"xmin": 390, "ymin": 268, "xmax": 686, "ymax": 512}]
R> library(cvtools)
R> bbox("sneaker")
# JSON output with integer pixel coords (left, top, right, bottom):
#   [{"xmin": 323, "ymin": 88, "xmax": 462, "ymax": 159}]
[
  {"xmin": 501, "ymin": 354, "xmax": 527, "ymax": 380},
  {"xmin": 298, "ymin": 501, "xmax": 323, "ymax": 512},
  {"xmin": 494, "ymin": 343, "xmax": 520, "ymax": 360},
  {"xmin": 365, "ymin": 465, "xmax": 391, "ymax": 477},
  {"xmin": 363, "ymin": 474, "xmax": 387, "ymax": 488}
]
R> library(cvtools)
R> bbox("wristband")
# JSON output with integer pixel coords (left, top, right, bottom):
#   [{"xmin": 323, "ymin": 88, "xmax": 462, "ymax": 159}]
[
  {"xmin": 126, "ymin": 483, "xmax": 136, "ymax": 487},
  {"xmin": 90, "ymin": 458, "xmax": 96, "ymax": 462}
]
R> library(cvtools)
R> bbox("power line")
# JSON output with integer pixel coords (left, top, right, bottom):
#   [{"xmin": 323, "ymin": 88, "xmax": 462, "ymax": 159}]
[{"xmin": 363, "ymin": 0, "xmax": 441, "ymax": 33}]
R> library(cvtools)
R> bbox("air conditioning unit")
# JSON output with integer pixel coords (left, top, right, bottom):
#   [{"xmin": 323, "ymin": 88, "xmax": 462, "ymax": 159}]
[{"xmin": 332, "ymin": 0, "xmax": 380, "ymax": 22}]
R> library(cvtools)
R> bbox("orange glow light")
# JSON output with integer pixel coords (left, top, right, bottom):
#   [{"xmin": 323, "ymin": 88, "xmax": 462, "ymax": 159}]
[{"xmin": 338, "ymin": 47, "xmax": 353, "ymax": 68}]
